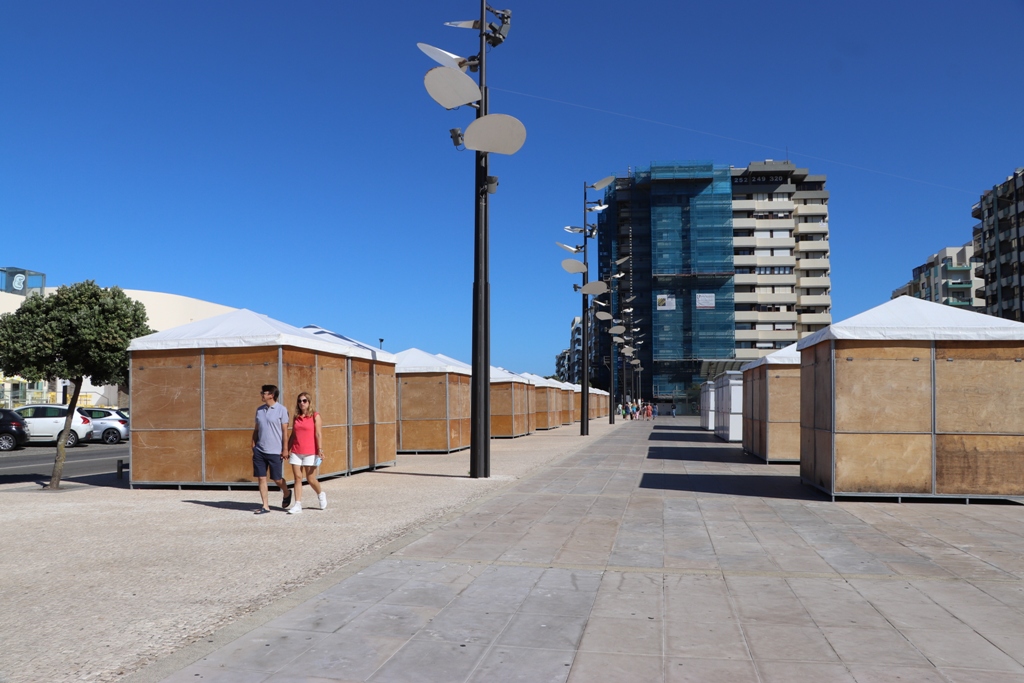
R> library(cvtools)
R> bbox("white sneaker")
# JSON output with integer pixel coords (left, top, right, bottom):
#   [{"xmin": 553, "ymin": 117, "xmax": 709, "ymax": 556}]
[
  {"xmin": 287, "ymin": 503, "xmax": 302, "ymax": 514},
  {"xmin": 318, "ymin": 492, "xmax": 327, "ymax": 510}
]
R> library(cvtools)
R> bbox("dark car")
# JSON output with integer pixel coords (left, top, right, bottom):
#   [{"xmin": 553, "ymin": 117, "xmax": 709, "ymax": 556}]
[{"xmin": 0, "ymin": 409, "xmax": 31, "ymax": 451}]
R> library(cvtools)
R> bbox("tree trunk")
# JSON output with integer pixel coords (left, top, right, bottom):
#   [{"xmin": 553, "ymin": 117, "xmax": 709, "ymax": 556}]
[{"xmin": 50, "ymin": 377, "xmax": 83, "ymax": 490}]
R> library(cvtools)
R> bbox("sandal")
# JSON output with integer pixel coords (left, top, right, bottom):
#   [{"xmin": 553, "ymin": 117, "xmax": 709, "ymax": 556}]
[{"xmin": 254, "ymin": 508, "xmax": 271, "ymax": 515}]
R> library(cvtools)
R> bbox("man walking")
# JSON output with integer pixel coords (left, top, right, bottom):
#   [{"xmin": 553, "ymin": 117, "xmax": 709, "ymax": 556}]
[{"xmin": 252, "ymin": 384, "xmax": 291, "ymax": 514}]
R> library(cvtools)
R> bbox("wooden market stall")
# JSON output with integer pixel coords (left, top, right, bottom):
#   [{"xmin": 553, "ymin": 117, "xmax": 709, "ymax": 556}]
[
  {"xmin": 742, "ymin": 343, "xmax": 800, "ymax": 463},
  {"xmin": 128, "ymin": 310, "xmax": 398, "ymax": 487},
  {"xmin": 522, "ymin": 373, "xmax": 562, "ymax": 430},
  {"xmin": 489, "ymin": 367, "xmax": 532, "ymax": 438},
  {"xmin": 394, "ymin": 348, "xmax": 470, "ymax": 453},
  {"xmin": 799, "ymin": 296, "xmax": 1024, "ymax": 499},
  {"xmin": 557, "ymin": 381, "xmax": 576, "ymax": 425}
]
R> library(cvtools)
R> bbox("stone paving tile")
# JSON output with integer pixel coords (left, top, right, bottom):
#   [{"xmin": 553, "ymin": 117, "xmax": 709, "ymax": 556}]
[
  {"xmin": 367, "ymin": 639, "xmax": 487, "ymax": 683},
  {"xmin": 566, "ymin": 652, "xmax": 663, "ymax": 682},
  {"xmin": 741, "ymin": 623, "xmax": 841, "ymax": 663},
  {"xmin": 664, "ymin": 619, "xmax": 749, "ymax": 660},
  {"xmin": 821, "ymin": 625, "xmax": 931, "ymax": 667},
  {"xmin": 665, "ymin": 657, "xmax": 759, "ymax": 683},
  {"xmin": 413, "ymin": 607, "xmax": 513, "ymax": 645},
  {"xmin": 845, "ymin": 664, "xmax": 950, "ymax": 683},
  {"xmin": 900, "ymin": 628, "xmax": 1024, "ymax": 672},
  {"xmin": 263, "ymin": 597, "xmax": 375, "ymax": 634},
  {"xmin": 755, "ymin": 660, "xmax": 857, "ymax": 683},
  {"xmin": 939, "ymin": 668, "xmax": 1024, "ymax": 683},
  {"xmin": 268, "ymin": 633, "xmax": 406, "ymax": 681},
  {"xmin": 578, "ymin": 615, "xmax": 662, "ymax": 655},
  {"xmin": 466, "ymin": 646, "xmax": 575, "ymax": 683},
  {"xmin": 496, "ymin": 613, "xmax": 588, "ymax": 650},
  {"xmin": 161, "ymin": 666, "xmax": 271, "ymax": 683},
  {"xmin": 333, "ymin": 603, "xmax": 440, "ymax": 640},
  {"xmin": 188, "ymin": 627, "xmax": 327, "ymax": 674}
]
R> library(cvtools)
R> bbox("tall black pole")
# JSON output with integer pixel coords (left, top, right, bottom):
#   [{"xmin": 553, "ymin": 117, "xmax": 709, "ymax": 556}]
[
  {"xmin": 608, "ymin": 337, "xmax": 616, "ymax": 424},
  {"xmin": 470, "ymin": 0, "xmax": 490, "ymax": 478},
  {"xmin": 580, "ymin": 181, "xmax": 590, "ymax": 436}
]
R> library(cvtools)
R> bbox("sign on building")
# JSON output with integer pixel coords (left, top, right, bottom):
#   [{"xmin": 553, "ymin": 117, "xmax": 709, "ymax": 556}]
[
  {"xmin": 656, "ymin": 294, "xmax": 676, "ymax": 310},
  {"xmin": 696, "ymin": 293, "xmax": 716, "ymax": 309}
]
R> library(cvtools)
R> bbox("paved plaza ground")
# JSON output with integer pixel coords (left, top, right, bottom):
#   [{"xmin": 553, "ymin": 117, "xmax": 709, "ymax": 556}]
[
  {"xmin": 5, "ymin": 417, "xmax": 1024, "ymax": 682},
  {"xmin": 145, "ymin": 417, "xmax": 1024, "ymax": 683}
]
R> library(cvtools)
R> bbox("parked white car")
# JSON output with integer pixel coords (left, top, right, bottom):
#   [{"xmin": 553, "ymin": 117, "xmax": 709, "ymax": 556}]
[
  {"xmin": 14, "ymin": 405, "xmax": 94, "ymax": 447},
  {"xmin": 77, "ymin": 407, "xmax": 130, "ymax": 444}
]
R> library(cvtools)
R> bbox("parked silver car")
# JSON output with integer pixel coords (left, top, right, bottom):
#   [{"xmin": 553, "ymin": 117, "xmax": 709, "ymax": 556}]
[
  {"xmin": 77, "ymin": 408, "xmax": 130, "ymax": 444},
  {"xmin": 14, "ymin": 405, "xmax": 94, "ymax": 447}
]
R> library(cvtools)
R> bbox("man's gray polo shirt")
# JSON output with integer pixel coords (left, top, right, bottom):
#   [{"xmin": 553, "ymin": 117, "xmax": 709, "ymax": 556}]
[{"xmin": 255, "ymin": 403, "xmax": 289, "ymax": 454}]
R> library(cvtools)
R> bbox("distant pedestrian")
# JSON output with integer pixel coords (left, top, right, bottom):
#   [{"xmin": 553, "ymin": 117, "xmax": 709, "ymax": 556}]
[
  {"xmin": 286, "ymin": 392, "xmax": 325, "ymax": 514},
  {"xmin": 652, "ymin": 404, "xmax": 658, "ymax": 419},
  {"xmin": 671, "ymin": 403, "xmax": 677, "ymax": 418},
  {"xmin": 252, "ymin": 384, "xmax": 291, "ymax": 514}
]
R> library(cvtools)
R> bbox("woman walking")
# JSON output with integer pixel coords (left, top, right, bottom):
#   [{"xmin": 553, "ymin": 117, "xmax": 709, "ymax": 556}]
[{"xmin": 286, "ymin": 392, "xmax": 326, "ymax": 514}]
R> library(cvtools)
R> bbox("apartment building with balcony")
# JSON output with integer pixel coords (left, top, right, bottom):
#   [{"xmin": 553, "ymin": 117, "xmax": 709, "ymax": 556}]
[
  {"xmin": 594, "ymin": 160, "xmax": 832, "ymax": 402},
  {"xmin": 731, "ymin": 161, "xmax": 831, "ymax": 361},
  {"xmin": 972, "ymin": 168, "xmax": 1024, "ymax": 322},
  {"xmin": 554, "ymin": 316, "xmax": 583, "ymax": 382},
  {"xmin": 891, "ymin": 244, "xmax": 983, "ymax": 309}
]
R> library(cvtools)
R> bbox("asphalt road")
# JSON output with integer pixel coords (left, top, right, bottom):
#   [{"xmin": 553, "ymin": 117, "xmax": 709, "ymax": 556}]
[{"xmin": 0, "ymin": 440, "xmax": 130, "ymax": 484}]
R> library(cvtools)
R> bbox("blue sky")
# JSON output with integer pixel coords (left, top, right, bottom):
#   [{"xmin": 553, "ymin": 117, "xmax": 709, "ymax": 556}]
[{"xmin": 3, "ymin": 1, "xmax": 1022, "ymax": 376}]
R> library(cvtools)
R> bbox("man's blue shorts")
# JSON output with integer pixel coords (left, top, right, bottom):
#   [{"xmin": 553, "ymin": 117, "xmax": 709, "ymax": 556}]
[{"xmin": 253, "ymin": 448, "xmax": 284, "ymax": 480}]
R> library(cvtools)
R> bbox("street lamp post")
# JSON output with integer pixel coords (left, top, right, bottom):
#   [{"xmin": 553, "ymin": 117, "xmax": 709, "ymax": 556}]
[
  {"xmin": 417, "ymin": 3, "xmax": 524, "ymax": 479},
  {"xmin": 559, "ymin": 175, "xmax": 612, "ymax": 436}
]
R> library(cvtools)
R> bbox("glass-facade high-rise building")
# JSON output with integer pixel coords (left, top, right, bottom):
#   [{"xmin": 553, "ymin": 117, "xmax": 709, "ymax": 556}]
[{"xmin": 594, "ymin": 160, "xmax": 832, "ymax": 405}]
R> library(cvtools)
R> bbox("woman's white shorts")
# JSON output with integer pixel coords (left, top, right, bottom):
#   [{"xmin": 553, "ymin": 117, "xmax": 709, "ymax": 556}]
[{"xmin": 289, "ymin": 453, "xmax": 317, "ymax": 466}]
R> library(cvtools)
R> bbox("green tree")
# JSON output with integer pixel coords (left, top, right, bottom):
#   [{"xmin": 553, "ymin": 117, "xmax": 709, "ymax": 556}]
[{"xmin": 0, "ymin": 281, "xmax": 151, "ymax": 488}]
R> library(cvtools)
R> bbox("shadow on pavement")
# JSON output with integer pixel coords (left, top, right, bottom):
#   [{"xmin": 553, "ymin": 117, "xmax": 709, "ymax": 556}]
[
  {"xmin": 648, "ymin": 431, "xmax": 720, "ymax": 443},
  {"xmin": 377, "ymin": 471, "xmax": 470, "ymax": 479},
  {"xmin": 0, "ymin": 473, "xmax": 49, "ymax": 486},
  {"xmin": 647, "ymin": 445, "xmax": 762, "ymax": 465},
  {"xmin": 184, "ymin": 500, "xmax": 265, "ymax": 511},
  {"xmin": 639, "ymin": 472, "xmax": 826, "ymax": 501},
  {"xmin": 0, "ymin": 472, "xmax": 129, "ymax": 489},
  {"xmin": 652, "ymin": 424, "xmax": 705, "ymax": 432}
]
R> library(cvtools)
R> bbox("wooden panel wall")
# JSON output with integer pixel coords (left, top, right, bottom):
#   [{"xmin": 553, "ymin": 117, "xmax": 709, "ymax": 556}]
[
  {"xmin": 317, "ymin": 354, "xmax": 348, "ymax": 428},
  {"xmin": 834, "ymin": 433, "xmax": 932, "ymax": 494},
  {"xmin": 526, "ymin": 386, "xmax": 536, "ymax": 432},
  {"xmin": 204, "ymin": 430, "xmax": 257, "ymax": 483},
  {"xmin": 764, "ymin": 365, "xmax": 800, "ymax": 462},
  {"xmin": 397, "ymin": 373, "xmax": 453, "ymax": 452},
  {"xmin": 800, "ymin": 347, "xmax": 816, "ymax": 484},
  {"xmin": 399, "ymin": 374, "xmax": 448, "ymax": 420},
  {"xmin": 767, "ymin": 422, "xmax": 800, "ymax": 462},
  {"xmin": 936, "ymin": 434, "xmax": 1024, "ymax": 495},
  {"xmin": 935, "ymin": 342, "xmax": 1024, "ymax": 434},
  {"xmin": 131, "ymin": 350, "xmax": 202, "ymax": 430},
  {"xmin": 204, "ymin": 348, "xmax": 279, "ymax": 430},
  {"xmin": 350, "ymin": 360, "xmax": 371, "ymax": 426},
  {"xmin": 282, "ymin": 349, "xmax": 317, "ymax": 409},
  {"xmin": 834, "ymin": 341, "xmax": 932, "ymax": 434},
  {"xmin": 131, "ymin": 430, "xmax": 202, "ymax": 483}
]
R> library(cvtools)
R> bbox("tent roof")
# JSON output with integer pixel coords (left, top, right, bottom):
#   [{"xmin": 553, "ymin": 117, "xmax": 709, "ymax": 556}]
[
  {"xmin": 741, "ymin": 343, "xmax": 801, "ymax": 371},
  {"xmin": 303, "ymin": 325, "xmax": 397, "ymax": 362},
  {"xmin": 798, "ymin": 296, "xmax": 1024, "ymax": 350},
  {"xmin": 129, "ymin": 309, "xmax": 381, "ymax": 360},
  {"xmin": 519, "ymin": 372, "xmax": 562, "ymax": 388},
  {"xmin": 394, "ymin": 348, "xmax": 470, "ymax": 375},
  {"xmin": 431, "ymin": 354, "xmax": 529, "ymax": 383}
]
